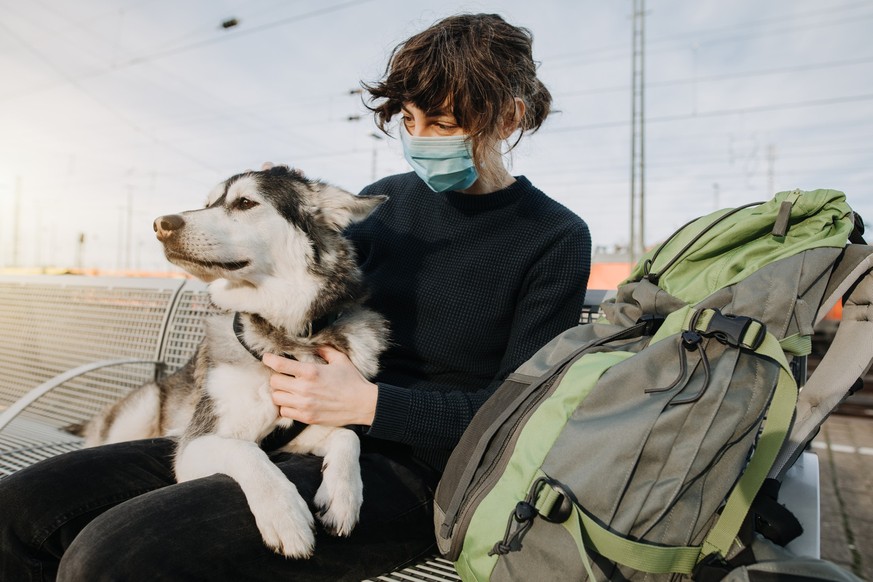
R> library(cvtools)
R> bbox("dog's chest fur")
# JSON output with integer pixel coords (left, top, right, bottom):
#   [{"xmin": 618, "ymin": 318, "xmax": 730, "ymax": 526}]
[{"xmin": 193, "ymin": 314, "xmax": 313, "ymax": 441}]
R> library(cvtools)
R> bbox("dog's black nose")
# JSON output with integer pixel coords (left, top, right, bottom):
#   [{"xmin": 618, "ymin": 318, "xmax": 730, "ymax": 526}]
[{"xmin": 154, "ymin": 214, "xmax": 185, "ymax": 241}]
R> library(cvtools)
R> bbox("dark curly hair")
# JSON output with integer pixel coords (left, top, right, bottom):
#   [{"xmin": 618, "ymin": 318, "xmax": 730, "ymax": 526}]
[{"xmin": 362, "ymin": 13, "xmax": 552, "ymax": 180}]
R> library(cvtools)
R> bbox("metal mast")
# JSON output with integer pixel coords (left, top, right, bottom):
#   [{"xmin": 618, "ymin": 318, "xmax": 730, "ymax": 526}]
[
  {"xmin": 12, "ymin": 177, "xmax": 22, "ymax": 268},
  {"xmin": 629, "ymin": 0, "xmax": 646, "ymax": 264}
]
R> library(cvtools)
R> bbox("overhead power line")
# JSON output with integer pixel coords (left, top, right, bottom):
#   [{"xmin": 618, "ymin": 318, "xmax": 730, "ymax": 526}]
[
  {"xmin": 548, "ymin": 93, "xmax": 873, "ymax": 134},
  {"xmin": 0, "ymin": 20, "xmax": 220, "ymax": 173},
  {"xmin": 0, "ymin": 0, "xmax": 377, "ymax": 104},
  {"xmin": 557, "ymin": 56, "xmax": 873, "ymax": 99},
  {"xmin": 544, "ymin": 10, "xmax": 873, "ymax": 72},
  {"xmin": 117, "ymin": 0, "xmax": 377, "ymax": 67},
  {"xmin": 545, "ymin": 1, "xmax": 873, "ymax": 65},
  {"xmin": 1, "ymin": 0, "xmax": 347, "ymax": 158}
]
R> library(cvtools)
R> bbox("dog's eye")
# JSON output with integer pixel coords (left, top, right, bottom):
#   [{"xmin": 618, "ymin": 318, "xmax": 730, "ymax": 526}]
[{"xmin": 234, "ymin": 197, "xmax": 259, "ymax": 211}]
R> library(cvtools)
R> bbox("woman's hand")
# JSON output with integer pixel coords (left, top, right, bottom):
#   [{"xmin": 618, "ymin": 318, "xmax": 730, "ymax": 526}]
[{"xmin": 262, "ymin": 348, "xmax": 378, "ymax": 427}]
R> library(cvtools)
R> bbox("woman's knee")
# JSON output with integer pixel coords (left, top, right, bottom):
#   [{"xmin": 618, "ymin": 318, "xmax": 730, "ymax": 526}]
[
  {"xmin": 1, "ymin": 441, "xmax": 177, "ymax": 577},
  {"xmin": 0, "ymin": 457, "xmax": 89, "ymax": 555},
  {"xmin": 0, "ymin": 461, "xmax": 93, "ymax": 581},
  {"xmin": 0, "ymin": 469, "xmax": 37, "ymax": 539},
  {"xmin": 58, "ymin": 473, "xmax": 270, "ymax": 581},
  {"xmin": 57, "ymin": 495, "xmax": 187, "ymax": 582}
]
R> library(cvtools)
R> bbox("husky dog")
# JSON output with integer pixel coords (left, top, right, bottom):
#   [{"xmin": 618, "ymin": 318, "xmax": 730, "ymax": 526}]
[{"xmin": 78, "ymin": 166, "xmax": 389, "ymax": 558}]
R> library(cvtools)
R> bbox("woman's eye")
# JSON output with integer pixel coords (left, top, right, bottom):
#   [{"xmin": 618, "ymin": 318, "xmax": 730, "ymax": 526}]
[
  {"xmin": 434, "ymin": 120, "xmax": 461, "ymax": 134},
  {"xmin": 236, "ymin": 197, "xmax": 258, "ymax": 210}
]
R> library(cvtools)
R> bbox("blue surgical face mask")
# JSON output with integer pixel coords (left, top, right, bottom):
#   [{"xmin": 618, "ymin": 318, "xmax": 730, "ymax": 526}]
[{"xmin": 399, "ymin": 124, "xmax": 479, "ymax": 192}]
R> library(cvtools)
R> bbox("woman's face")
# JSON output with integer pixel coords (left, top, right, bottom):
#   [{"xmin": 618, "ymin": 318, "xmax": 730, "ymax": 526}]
[
  {"xmin": 399, "ymin": 102, "xmax": 465, "ymax": 137},
  {"xmin": 398, "ymin": 100, "xmax": 514, "ymax": 194}
]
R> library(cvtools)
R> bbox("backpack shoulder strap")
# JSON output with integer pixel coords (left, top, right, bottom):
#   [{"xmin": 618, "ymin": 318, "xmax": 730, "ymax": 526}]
[{"xmin": 770, "ymin": 244, "xmax": 873, "ymax": 480}]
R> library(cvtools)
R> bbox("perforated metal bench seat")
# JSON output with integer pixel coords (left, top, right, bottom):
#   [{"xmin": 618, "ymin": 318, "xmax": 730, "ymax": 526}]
[{"xmin": 362, "ymin": 556, "xmax": 461, "ymax": 581}]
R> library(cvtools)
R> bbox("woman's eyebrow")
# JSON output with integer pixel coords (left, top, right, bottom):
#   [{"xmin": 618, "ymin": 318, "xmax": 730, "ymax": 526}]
[{"xmin": 400, "ymin": 104, "xmax": 455, "ymax": 119}]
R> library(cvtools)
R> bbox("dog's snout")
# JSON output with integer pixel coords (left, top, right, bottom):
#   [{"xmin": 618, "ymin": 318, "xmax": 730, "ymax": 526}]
[{"xmin": 154, "ymin": 214, "xmax": 185, "ymax": 241}]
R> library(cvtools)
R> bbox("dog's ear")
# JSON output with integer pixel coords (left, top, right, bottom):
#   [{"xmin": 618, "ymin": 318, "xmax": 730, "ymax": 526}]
[
  {"xmin": 313, "ymin": 184, "xmax": 387, "ymax": 230},
  {"xmin": 265, "ymin": 165, "xmax": 305, "ymax": 179}
]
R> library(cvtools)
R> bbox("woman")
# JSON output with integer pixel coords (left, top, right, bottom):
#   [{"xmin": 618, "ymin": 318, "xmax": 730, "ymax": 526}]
[{"xmin": 0, "ymin": 13, "xmax": 590, "ymax": 581}]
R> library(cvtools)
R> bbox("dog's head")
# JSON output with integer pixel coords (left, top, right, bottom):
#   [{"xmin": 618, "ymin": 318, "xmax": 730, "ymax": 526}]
[{"xmin": 153, "ymin": 166, "xmax": 385, "ymax": 285}]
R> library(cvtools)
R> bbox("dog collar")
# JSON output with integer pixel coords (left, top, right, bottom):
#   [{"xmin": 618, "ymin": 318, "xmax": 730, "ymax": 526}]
[
  {"xmin": 233, "ymin": 312, "xmax": 265, "ymax": 361},
  {"xmin": 232, "ymin": 310, "xmax": 360, "ymax": 451},
  {"xmin": 232, "ymin": 311, "xmax": 341, "ymax": 362}
]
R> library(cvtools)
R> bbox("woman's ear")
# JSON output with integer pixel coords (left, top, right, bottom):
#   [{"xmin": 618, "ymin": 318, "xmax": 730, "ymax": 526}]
[{"xmin": 499, "ymin": 97, "xmax": 526, "ymax": 140}]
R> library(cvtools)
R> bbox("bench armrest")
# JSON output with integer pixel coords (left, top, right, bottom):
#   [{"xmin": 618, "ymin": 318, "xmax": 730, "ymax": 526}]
[{"xmin": 0, "ymin": 358, "xmax": 162, "ymax": 432}]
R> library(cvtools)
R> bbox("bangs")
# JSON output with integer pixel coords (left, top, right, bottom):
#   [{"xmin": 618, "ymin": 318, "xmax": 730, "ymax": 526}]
[
  {"xmin": 362, "ymin": 12, "xmax": 552, "ymax": 181},
  {"xmin": 364, "ymin": 20, "xmax": 505, "ymax": 139}
]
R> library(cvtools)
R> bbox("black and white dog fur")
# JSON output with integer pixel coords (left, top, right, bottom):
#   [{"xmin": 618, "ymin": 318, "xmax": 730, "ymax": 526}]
[{"xmin": 76, "ymin": 166, "xmax": 389, "ymax": 558}]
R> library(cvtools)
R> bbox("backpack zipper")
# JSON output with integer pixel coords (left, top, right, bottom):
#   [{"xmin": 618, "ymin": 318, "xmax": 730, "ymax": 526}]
[
  {"xmin": 643, "ymin": 201, "xmax": 762, "ymax": 284},
  {"xmin": 441, "ymin": 322, "xmax": 652, "ymax": 555},
  {"xmin": 443, "ymin": 368, "xmax": 566, "ymax": 555}
]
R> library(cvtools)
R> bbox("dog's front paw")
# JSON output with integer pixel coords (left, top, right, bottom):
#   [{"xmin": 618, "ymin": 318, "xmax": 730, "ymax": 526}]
[
  {"xmin": 314, "ymin": 466, "xmax": 363, "ymax": 537},
  {"xmin": 250, "ymin": 482, "xmax": 316, "ymax": 558}
]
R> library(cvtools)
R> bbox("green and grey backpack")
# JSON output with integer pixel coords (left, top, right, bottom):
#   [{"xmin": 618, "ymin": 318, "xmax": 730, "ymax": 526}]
[{"xmin": 434, "ymin": 189, "xmax": 873, "ymax": 581}]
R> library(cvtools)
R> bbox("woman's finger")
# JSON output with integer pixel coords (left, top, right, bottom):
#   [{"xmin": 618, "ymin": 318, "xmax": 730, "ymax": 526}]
[{"xmin": 262, "ymin": 352, "xmax": 298, "ymax": 375}]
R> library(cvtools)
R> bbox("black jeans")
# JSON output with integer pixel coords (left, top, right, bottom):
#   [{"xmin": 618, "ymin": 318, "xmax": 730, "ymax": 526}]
[{"xmin": 0, "ymin": 438, "xmax": 439, "ymax": 581}]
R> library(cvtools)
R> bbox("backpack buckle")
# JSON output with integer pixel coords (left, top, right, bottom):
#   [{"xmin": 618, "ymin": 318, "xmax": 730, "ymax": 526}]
[
  {"xmin": 694, "ymin": 309, "xmax": 766, "ymax": 350},
  {"xmin": 692, "ymin": 553, "xmax": 732, "ymax": 582},
  {"xmin": 636, "ymin": 314, "xmax": 666, "ymax": 336}
]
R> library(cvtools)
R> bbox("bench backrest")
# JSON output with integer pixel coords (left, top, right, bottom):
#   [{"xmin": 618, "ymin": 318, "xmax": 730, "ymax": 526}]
[
  {"xmin": 0, "ymin": 274, "xmax": 602, "ymax": 431},
  {"xmin": 0, "ymin": 275, "xmax": 210, "ymax": 429}
]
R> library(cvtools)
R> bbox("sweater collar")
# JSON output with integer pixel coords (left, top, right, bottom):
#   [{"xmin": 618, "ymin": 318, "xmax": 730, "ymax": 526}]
[{"xmin": 441, "ymin": 175, "xmax": 530, "ymax": 211}]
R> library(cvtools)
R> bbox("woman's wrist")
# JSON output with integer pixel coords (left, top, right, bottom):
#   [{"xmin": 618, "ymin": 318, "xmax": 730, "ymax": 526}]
[{"xmin": 356, "ymin": 380, "xmax": 379, "ymax": 426}]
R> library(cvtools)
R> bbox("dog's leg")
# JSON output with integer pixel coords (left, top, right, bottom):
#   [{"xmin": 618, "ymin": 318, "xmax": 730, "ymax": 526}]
[
  {"xmin": 175, "ymin": 435, "xmax": 316, "ymax": 558},
  {"xmin": 85, "ymin": 382, "xmax": 163, "ymax": 446},
  {"xmin": 286, "ymin": 426, "xmax": 363, "ymax": 536}
]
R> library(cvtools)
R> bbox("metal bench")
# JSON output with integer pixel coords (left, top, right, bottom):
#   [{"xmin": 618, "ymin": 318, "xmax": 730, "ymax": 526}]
[
  {"xmin": 0, "ymin": 277, "xmax": 817, "ymax": 579},
  {"xmin": 0, "ymin": 275, "xmax": 213, "ymax": 474},
  {"xmin": 0, "ymin": 278, "xmax": 609, "ymax": 475}
]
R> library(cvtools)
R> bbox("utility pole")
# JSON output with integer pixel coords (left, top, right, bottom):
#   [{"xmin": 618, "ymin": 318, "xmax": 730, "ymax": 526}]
[
  {"xmin": 125, "ymin": 186, "xmax": 133, "ymax": 271},
  {"xmin": 116, "ymin": 205, "xmax": 124, "ymax": 271},
  {"xmin": 369, "ymin": 132, "xmax": 383, "ymax": 182},
  {"xmin": 767, "ymin": 143, "xmax": 776, "ymax": 195},
  {"xmin": 76, "ymin": 233, "xmax": 85, "ymax": 270},
  {"xmin": 348, "ymin": 88, "xmax": 385, "ymax": 183},
  {"xmin": 12, "ymin": 177, "xmax": 22, "ymax": 268},
  {"xmin": 629, "ymin": 0, "xmax": 646, "ymax": 264}
]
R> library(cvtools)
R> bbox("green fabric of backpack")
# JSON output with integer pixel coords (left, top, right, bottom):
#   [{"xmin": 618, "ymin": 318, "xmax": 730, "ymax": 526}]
[{"xmin": 434, "ymin": 189, "xmax": 870, "ymax": 581}]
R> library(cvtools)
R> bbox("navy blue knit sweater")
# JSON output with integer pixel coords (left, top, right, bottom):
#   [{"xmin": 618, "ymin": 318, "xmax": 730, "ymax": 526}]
[{"xmin": 348, "ymin": 172, "xmax": 591, "ymax": 472}]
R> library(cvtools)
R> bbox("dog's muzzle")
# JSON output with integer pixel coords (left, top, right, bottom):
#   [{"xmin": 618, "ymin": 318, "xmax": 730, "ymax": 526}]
[{"xmin": 154, "ymin": 214, "xmax": 185, "ymax": 241}]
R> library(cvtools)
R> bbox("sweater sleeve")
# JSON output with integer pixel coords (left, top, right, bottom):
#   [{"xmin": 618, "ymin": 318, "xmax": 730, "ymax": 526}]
[{"xmin": 366, "ymin": 220, "xmax": 592, "ymax": 450}]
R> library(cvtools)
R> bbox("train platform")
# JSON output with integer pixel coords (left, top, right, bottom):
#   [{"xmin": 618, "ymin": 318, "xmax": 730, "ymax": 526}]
[{"xmin": 815, "ymin": 413, "xmax": 873, "ymax": 580}]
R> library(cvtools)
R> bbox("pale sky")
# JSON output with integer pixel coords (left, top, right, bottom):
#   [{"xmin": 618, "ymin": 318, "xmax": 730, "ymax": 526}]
[{"xmin": 1, "ymin": 0, "xmax": 871, "ymax": 272}]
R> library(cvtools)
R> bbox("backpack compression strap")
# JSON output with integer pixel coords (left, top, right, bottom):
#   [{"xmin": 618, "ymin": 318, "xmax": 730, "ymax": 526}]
[{"xmin": 531, "ymin": 318, "xmax": 798, "ymax": 575}]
